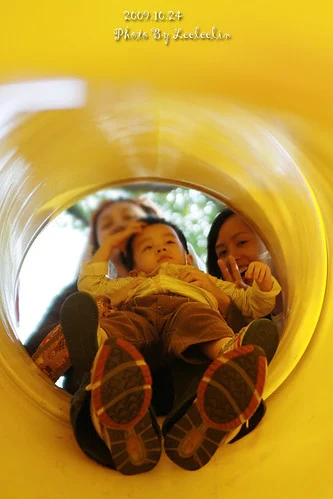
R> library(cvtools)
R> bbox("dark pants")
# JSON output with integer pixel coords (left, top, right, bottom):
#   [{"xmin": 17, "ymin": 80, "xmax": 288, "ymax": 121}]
[{"xmin": 101, "ymin": 295, "xmax": 233, "ymax": 368}]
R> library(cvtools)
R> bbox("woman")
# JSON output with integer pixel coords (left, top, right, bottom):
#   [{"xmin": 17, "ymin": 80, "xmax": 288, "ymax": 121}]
[
  {"xmin": 163, "ymin": 207, "xmax": 283, "ymax": 465},
  {"xmin": 207, "ymin": 207, "xmax": 283, "ymax": 330},
  {"xmin": 25, "ymin": 197, "xmax": 162, "ymax": 392}
]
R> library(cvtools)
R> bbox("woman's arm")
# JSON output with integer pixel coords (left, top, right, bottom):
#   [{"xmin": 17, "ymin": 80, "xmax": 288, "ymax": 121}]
[
  {"xmin": 91, "ymin": 221, "xmax": 145, "ymax": 263},
  {"xmin": 78, "ymin": 221, "xmax": 146, "ymax": 296},
  {"xmin": 217, "ymin": 256, "xmax": 282, "ymax": 319}
]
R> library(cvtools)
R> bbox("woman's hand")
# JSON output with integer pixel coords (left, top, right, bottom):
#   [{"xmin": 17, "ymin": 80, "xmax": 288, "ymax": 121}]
[
  {"xmin": 104, "ymin": 221, "xmax": 146, "ymax": 252},
  {"xmin": 218, "ymin": 256, "xmax": 248, "ymax": 289},
  {"xmin": 181, "ymin": 267, "xmax": 231, "ymax": 316},
  {"xmin": 91, "ymin": 222, "xmax": 146, "ymax": 263}
]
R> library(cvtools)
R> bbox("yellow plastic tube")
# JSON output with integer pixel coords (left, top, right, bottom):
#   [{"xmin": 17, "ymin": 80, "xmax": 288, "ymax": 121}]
[{"xmin": 0, "ymin": 2, "xmax": 333, "ymax": 498}]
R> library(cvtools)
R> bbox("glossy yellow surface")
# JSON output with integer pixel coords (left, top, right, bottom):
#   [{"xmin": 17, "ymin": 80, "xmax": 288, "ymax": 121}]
[{"xmin": 0, "ymin": 2, "xmax": 333, "ymax": 498}]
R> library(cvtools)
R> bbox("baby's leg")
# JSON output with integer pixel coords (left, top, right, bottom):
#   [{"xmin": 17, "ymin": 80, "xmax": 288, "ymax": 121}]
[
  {"xmin": 164, "ymin": 300, "xmax": 234, "ymax": 363},
  {"xmin": 200, "ymin": 337, "xmax": 231, "ymax": 360},
  {"xmin": 100, "ymin": 302, "xmax": 158, "ymax": 353},
  {"xmin": 204, "ymin": 318, "xmax": 280, "ymax": 365}
]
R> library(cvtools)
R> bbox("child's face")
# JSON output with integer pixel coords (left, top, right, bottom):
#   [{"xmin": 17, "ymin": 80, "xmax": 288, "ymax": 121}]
[
  {"xmin": 215, "ymin": 215, "xmax": 268, "ymax": 275},
  {"xmin": 132, "ymin": 224, "xmax": 190, "ymax": 274}
]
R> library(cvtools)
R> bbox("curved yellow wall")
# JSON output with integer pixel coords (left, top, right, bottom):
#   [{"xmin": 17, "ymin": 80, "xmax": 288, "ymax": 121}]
[{"xmin": 0, "ymin": 2, "xmax": 333, "ymax": 498}]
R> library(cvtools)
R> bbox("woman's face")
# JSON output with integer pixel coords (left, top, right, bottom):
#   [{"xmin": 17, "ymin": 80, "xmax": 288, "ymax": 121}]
[
  {"xmin": 215, "ymin": 214, "xmax": 268, "ymax": 274},
  {"xmin": 96, "ymin": 202, "xmax": 147, "ymax": 246}
]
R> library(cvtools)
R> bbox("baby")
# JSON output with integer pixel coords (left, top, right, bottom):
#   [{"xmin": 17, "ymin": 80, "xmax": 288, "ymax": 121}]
[
  {"xmin": 61, "ymin": 216, "xmax": 280, "ymax": 474},
  {"xmin": 78, "ymin": 216, "xmax": 281, "ymax": 363}
]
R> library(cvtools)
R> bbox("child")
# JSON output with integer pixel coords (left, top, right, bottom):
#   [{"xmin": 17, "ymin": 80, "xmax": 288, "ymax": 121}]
[
  {"xmin": 78, "ymin": 216, "xmax": 280, "ymax": 363},
  {"xmin": 60, "ymin": 217, "xmax": 280, "ymax": 474}
]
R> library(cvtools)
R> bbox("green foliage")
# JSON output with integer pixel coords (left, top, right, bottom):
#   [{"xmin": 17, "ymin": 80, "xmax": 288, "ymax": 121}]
[{"xmin": 58, "ymin": 185, "xmax": 225, "ymax": 263}]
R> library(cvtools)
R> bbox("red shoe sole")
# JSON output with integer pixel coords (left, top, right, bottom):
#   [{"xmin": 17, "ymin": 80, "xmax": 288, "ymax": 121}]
[{"xmin": 90, "ymin": 337, "xmax": 152, "ymax": 429}]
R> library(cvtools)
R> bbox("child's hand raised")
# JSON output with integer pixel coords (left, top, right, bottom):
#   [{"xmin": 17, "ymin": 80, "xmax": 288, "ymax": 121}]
[{"xmin": 245, "ymin": 262, "xmax": 273, "ymax": 292}]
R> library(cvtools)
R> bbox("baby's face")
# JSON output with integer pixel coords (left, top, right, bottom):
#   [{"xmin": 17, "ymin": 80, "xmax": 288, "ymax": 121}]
[{"xmin": 132, "ymin": 224, "xmax": 188, "ymax": 274}]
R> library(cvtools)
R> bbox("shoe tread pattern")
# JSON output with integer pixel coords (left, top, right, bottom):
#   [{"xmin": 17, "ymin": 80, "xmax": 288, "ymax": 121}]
[
  {"xmin": 90, "ymin": 337, "xmax": 161, "ymax": 475},
  {"xmin": 164, "ymin": 345, "xmax": 267, "ymax": 471}
]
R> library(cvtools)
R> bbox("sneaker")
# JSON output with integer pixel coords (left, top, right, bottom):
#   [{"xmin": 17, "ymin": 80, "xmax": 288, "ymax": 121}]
[
  {"xmin": 228, "ymin": 399, "xmax": 266, "ymax": 444},
  {"xmin": 224, "ymin": 318, "xmax": 279, "ymax": 364},
  {"xmin": 88, "ymin": 337, "xmax": 162, "ymax": 475},
  {"xmin": 60, "ymin": 292, "xmax": 99, "ymax": 374},
  {"xmin": 163, "ymin": 344, "xmax": 267, "ymax": 470}
]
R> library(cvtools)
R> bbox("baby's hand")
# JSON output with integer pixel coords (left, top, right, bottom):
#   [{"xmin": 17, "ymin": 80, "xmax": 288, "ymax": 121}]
[
  {"xmin": 181, "ymin": 267, "xmax": 214, "ymax": 291},
  {"xmin": 110, "ymin": 277, "xmax": 145, "ymax": 306},
  {"xmin": 245, "ymin": 262, "xmax": 273, "ymax": 292},
  {"xmin": 181, "ymin": 268, "xmax": 231, "ymax": 315}
]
